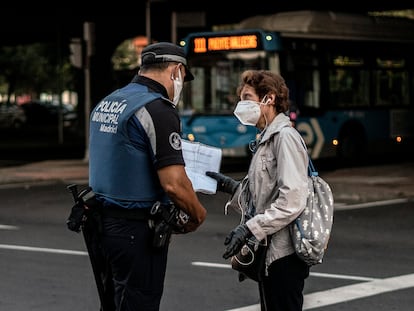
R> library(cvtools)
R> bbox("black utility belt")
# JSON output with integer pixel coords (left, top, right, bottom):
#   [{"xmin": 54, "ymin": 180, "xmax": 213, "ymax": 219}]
[{"xmin": 100, "ymin": 206, "xmax": 152, "ymax": 221}]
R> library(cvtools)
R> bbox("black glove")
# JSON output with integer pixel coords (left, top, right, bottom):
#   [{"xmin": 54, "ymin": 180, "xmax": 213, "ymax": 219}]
[
  {"xmin": 205, "ymin": 171, "xmax": 239, "ymax": 194},
  {"xmin": 223, "ymin": 224, "xmax": 252, "ymax": 259}
]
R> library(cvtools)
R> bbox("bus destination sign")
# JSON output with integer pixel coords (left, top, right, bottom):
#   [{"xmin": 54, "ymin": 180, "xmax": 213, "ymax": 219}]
[{"xmin": 192, "ymin": 34, "xmax": 260, "ymax": 53}]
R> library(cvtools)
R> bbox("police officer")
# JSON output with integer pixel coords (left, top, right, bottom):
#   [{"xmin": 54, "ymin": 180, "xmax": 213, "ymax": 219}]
[{"xmin": 88, "ymin": 42, "xmax": 207, "ymax": 311}]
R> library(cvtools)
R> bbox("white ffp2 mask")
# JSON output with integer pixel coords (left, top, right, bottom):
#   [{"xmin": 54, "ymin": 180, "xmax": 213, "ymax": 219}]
[
  {"xmin": 171, "ymin": 66, "xmax": 183, "ymax": 107},
  {"xmin": 233, "ymin": 100, "xmax": 261, "ymax": 126}
]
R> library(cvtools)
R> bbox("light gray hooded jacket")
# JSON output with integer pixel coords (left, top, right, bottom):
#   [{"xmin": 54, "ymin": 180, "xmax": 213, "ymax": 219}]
[{"xmin": 244, "ymin": 113, "xmax": 308, "ymax": 268}]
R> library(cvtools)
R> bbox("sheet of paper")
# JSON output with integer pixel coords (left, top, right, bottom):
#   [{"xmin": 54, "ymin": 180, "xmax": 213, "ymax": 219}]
[{"xmin": 181, "ymin": 139, "xmax": 222, "ymax": 194}]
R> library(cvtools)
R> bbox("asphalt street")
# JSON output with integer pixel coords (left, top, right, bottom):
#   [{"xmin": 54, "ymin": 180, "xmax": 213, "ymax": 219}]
[
  {"xmin": 0, "ymin": 159, "xmax": 413, "ymax": 310},
  {"xmin": 0, "ymin": 182, "xmax": 413, "ymax": 310}
]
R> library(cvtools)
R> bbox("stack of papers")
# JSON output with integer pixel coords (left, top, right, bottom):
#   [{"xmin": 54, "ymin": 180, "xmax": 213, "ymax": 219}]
[{"xmin": 181, "ymin": 140, "xmax": 222, "ymax": 194}]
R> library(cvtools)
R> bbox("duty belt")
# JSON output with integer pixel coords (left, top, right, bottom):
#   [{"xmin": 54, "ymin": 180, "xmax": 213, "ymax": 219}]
[{"xmin": 100, "ymin": 205, "xmax": 152, "ymax": 220}]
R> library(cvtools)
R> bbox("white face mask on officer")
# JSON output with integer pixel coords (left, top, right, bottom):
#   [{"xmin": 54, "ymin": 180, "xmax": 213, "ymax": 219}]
[
  {"xmin": 171, "ymin": 65, "xmax": 184, "ymax": 107},
  {"xmin": 233, "ymin": 96, "xmax": 270, "ymax": 126}
]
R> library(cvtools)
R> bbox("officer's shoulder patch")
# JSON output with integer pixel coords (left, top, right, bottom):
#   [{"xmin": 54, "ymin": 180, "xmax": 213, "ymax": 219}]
[{"xmin": 169, "ymin": 132, "xmax": 182, "ymax": 150}]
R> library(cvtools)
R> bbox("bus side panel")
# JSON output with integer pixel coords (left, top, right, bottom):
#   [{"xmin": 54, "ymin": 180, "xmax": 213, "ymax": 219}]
[{"xmin": 296, "ymin": 109, "xmax": 412, "ymax": 160}]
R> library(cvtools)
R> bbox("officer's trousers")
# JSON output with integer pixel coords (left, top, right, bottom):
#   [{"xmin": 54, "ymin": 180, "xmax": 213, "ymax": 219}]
[
  {"xmin": 260, "ymin": 253, "xmax": 310, "ymax": 311},
  {"xmin": 101, "ymin": 217, "xmax": 169, "ymax": 311}
]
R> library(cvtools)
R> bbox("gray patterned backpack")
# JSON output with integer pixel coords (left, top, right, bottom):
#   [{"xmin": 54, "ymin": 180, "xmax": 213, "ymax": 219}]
[{"xmin": 290, "ymin": 158, "xmax": 334, "ymax": 266}]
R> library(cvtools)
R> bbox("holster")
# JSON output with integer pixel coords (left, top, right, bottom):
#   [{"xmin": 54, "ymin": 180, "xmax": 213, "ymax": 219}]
[
  {"xmin": 152, "ymin": 218, "xmax": 173, "ymax": 249},
  {"xmin": 66, "ymin": 186, "xmax": 99, "ymax": 232},
  {"xmin": 66, "ymin": 202, "xmax": 85, "ymax": 232},
  {"xmin": 150, "ymin": 201, "xmax": 189, "ymax": 248}
]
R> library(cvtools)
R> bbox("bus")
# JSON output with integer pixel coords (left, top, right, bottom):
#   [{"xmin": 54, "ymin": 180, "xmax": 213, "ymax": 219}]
[{"xmin": 178, "ymin": 10, "xmax": 414, "ymax": 161}]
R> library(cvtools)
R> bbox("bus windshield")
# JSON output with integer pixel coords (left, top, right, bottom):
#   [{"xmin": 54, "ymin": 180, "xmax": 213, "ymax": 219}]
[{"xmin": 181, "ymin": 50, "xmax": 270, "ymax": 115}]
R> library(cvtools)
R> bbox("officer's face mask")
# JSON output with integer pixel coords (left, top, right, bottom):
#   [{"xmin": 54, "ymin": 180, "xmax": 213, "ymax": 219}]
[
  {"xmin": 171, "ymin": 65, "xmax": 184, "ymax": 107},
  {"xmin": 233, "ymin": 96, "xmax": 269, "ymax": 126}
]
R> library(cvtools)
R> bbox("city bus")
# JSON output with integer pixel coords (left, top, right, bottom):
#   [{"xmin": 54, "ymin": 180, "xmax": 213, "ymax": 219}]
[{"xmin": 178, "ymin": 10, "xmax": 414, "ymax": 161}]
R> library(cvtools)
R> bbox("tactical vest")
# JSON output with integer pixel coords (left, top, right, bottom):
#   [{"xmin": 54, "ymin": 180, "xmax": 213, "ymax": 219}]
[{"xmin": 89, "ymin": 83, "xmax": 169, "ymax": 207}]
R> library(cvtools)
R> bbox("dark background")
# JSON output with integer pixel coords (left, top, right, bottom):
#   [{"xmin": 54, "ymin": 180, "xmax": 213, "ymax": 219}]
[{"xmin": 2, "ymin": 1, "xmax": 411, "ymax": 104}]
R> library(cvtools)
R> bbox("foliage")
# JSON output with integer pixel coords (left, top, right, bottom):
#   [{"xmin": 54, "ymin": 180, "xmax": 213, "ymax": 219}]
[
  {"xmin": 0, "ymin": 43, "xmax": 75, "ymax": 102},
  {"xmin": 111, "ymin": 38, "xmax": 140, "ymax": 71}
]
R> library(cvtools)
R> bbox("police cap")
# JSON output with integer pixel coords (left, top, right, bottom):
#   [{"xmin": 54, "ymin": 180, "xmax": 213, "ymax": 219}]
[{"xmin": 141, "ymin": 42, "xmax": 194, "ymax": 81}]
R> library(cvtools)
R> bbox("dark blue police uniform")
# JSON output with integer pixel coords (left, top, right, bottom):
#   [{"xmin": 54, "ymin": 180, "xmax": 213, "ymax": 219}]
[{"xmin": 89, "ymin": 74, "xmax": 186, "ymax": 311}]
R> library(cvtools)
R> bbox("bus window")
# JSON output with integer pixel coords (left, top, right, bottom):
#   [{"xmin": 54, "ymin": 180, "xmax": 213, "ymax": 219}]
[
  {"xmin": 329, "ymin": 68, "xmax": 370, "ymax": 108},
  {"xmin": 213, "ymin": 61, "xmax": 233, "ymax": 112},
  {"xmin": 183, "ymin": 67, "xmax": 205, "ymax": 114},
  {"xmin": 328, "ymin": 56, "xmax": 369, "ymax": 108},
  {"xmin": 283, "ymin": 47, "xmax": 321, "ymax": 111},
  {"xmin": 374, "ymin": 58, "xmax": 409, "ymax": 107}
]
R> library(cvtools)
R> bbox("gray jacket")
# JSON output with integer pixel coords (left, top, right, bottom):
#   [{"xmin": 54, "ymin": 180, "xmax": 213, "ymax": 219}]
[{"xmin": 245, "ymin": 113, "xmax": 308, "ymax": 268}]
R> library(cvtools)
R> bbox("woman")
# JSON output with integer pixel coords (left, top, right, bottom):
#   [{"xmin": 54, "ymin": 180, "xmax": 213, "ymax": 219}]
[{"xmin": 207, "ymin": 70, "xmax": 309, "ymax": 310}]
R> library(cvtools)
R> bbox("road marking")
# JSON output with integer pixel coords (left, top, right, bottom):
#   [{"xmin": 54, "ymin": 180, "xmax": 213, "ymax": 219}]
[
  {"xmin": 303, "ymin": 273, "xmax": 414, "ymax": 310},
  {"xmin": 0, "ymin": 244, "xmax": 87, "ymax": 256},
  {"xmin": 308, "ymin": 271, "xmax": 377, "ymax": 282},
  {"xmin": 335, "ymin": 198, "xmax": 409, "ymax": 210},
  {"xmin": 0, "ymin": 224, "xmax": 19, "ymax": 230},
  {"xmin": 224, "ymin": 273, "xmax": 414, "ymax": 311},
  {"xmin": 192, "ymin": 261, "xmax": 230, "ymax": 269}
]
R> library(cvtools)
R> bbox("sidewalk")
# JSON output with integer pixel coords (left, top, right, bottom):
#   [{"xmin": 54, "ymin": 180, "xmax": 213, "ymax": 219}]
[
  {"xmin": 0, "ymin": 159, "xmax": 89, "ymax": 186},
  {"xmin": 322, "ymin": 161, "xmax": 414, "ymax": 204},
  {"xmin": 0, "ymin": 158, "xmax": 413, "ymax": 204}
]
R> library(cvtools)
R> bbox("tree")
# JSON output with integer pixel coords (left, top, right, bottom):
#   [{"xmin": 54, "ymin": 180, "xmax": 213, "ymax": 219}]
[{"xmin": 0, "ymin": 42, "xmax": 75, "ymax": 103}]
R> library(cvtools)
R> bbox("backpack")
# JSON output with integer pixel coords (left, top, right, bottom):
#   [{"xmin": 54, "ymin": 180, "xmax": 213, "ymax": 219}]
[{"xmin": 290, "ymin": 158, "xmax": 334, "ymax": 266}]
